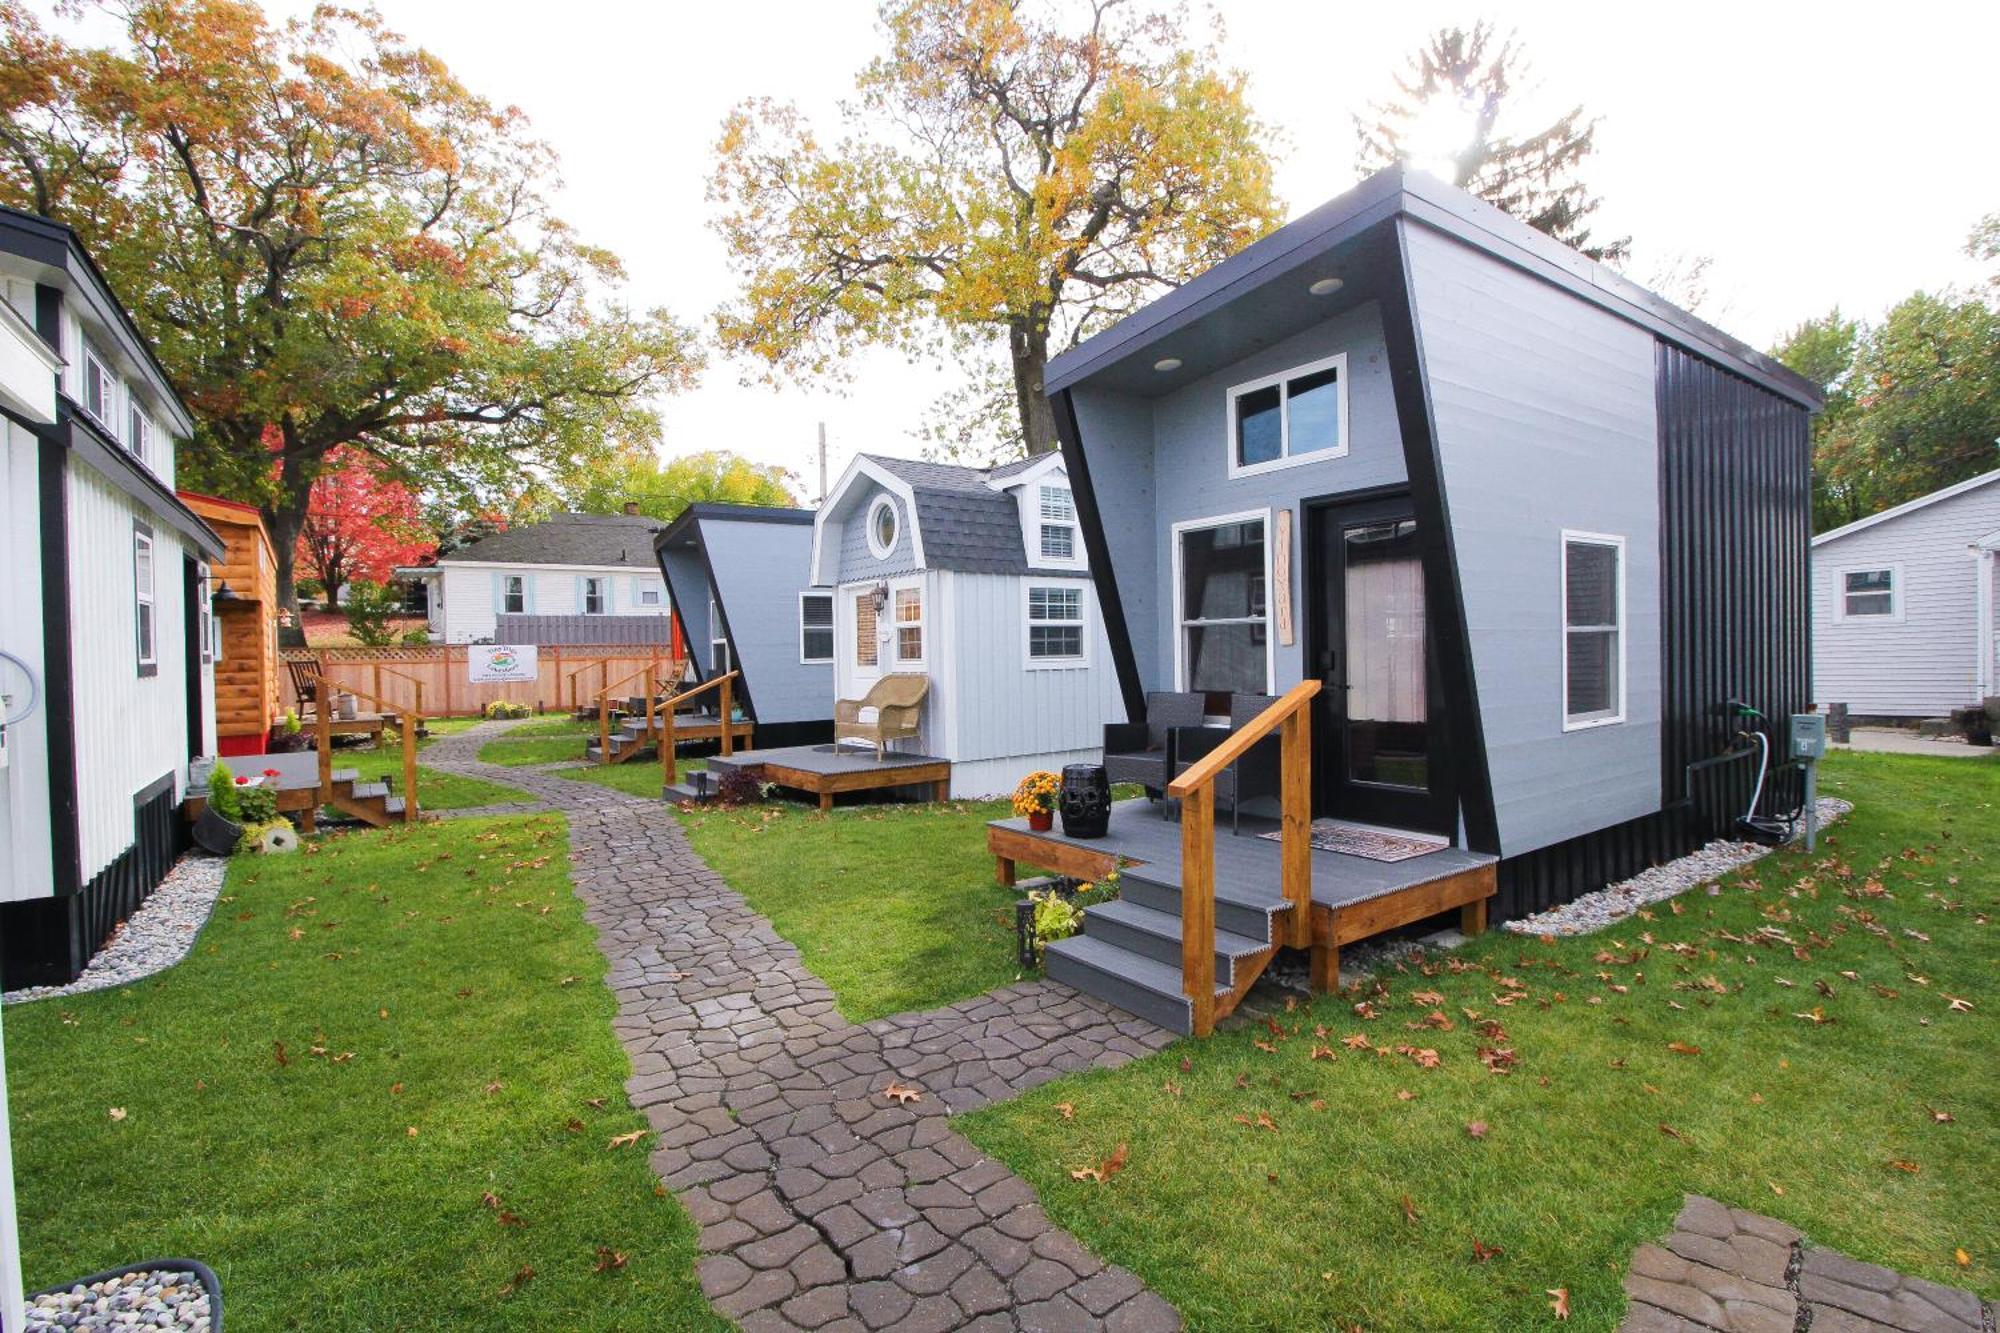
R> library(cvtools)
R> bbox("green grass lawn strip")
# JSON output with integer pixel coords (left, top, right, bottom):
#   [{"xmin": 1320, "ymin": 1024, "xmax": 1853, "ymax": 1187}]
[
  {"xmin": 956, "ymin": 752, "xmax": 1999, "ymax": 1332},
  {"xmin": 4, "ymin": 814, "xmax": 722, "ymax": 1330},
  {"xmin": 331, "ymin": 746, "xmax": 528, "ymax": 811},
  {"xmin": 557, "ymin": 760, "xmax": 706, "ymax": 800},
  {"xmin": 477, "ymin": 735, "xmax": 595, "ymax": 767}
]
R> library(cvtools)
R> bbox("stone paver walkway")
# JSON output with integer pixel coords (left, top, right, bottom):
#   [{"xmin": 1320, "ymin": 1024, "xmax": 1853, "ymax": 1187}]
[
  {"xmin": 1621, "ymin": 1195, "xmax": 1992, "ymax": 1333},
  {"xmin": 427, "ymin": 722, "xmax": 1182, "ymax": 1331}
]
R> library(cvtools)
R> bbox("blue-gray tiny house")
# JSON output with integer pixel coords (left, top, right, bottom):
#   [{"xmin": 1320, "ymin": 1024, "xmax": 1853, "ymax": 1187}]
[
  {"xmin": 1046, "ymin": 167, "xmax": 1821, "ymax": 925},
  {"xmin": 653, "ymin": 504, "xmax": 833, "ymax": 748}
]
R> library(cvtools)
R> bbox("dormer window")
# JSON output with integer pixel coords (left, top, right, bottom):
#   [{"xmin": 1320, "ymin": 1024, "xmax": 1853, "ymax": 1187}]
[
  {"xmin": 1038, "ymin": 484, "xmax": 1077, "ymax": 561},
  {"xmin": 83, "ymin": 346, "xmax": 116, "ymax": 431}
]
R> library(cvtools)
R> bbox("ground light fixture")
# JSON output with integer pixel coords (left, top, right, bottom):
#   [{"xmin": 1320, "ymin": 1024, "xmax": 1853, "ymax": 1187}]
[
  {"xmin": 1308, "ymin": 276, "xmax": 1345, "ymax": 296},
  {"xmin": 1152, "ymin": 356, "xmax": 1182, "ymax": 372}
]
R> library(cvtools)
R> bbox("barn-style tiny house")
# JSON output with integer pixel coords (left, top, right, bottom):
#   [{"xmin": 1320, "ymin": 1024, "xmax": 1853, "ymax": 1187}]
[{"xmin": 1007, "ymin": 167, "xmax": 1821, "ymax": 1034}]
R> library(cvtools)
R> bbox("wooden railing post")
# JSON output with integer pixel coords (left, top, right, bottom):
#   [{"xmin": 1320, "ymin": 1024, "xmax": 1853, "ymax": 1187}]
[
  {"xmin": 598, "ymin": 691, "xmax": 612, "ymax": 766},
  {"xmin": 1280, "ymin": 707, "xmax": 1313, "ymax": 947},
  {"xmin": 401, "ymin": 708, "xmax": 419, "ymax": 824},
  {"xmin": 720, "ymin": 674, "xmax": 734, "ymax": 757},
  {"xmin": 1180, "ymin": 783, "xmax": 1217, "ymax": 1037},
  {"xmin": 645, "ymin": 656, "xmax": 657, "ymax": 739},
  {"xmin": 315, "ymin": 677, "xmax": 333, "ymax": 802}
]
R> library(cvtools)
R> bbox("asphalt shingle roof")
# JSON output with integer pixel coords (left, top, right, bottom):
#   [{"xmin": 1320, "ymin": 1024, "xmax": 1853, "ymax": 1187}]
[
  {"xmin": 440, "ymin": 512, "xmax": 664, "ymax": 568},
  {"xmin": 863, "ymin": 455, "xmax": 1042, "ymax": 575}
]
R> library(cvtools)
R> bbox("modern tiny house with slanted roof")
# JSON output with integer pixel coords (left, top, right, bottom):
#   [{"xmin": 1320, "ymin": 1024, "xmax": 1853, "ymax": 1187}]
[
  {"xmin": 1002, "ymin": 166, "xmax": 1821, "ymax": 1030},
  {"xmin": 811, "ymin": 453, "xmax": 1124, "ymax": 797},
  {"xmin": 653, "ymin": 503, "xmax": 833, "ymax": 748}
]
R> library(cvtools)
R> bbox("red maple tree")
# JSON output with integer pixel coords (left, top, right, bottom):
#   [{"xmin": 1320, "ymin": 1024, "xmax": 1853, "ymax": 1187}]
[{"xmin": 295, "ymin": 449, "xmax": 434, "ymax": 605}]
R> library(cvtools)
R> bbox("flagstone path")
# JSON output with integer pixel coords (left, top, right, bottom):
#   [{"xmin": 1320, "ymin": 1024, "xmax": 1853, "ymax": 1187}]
[
  {"xmin": 1620, "ymin": 1195, "xmax": 1992, "ymax": 1333},
  {"xmin": 427, "ymin": 722, "xmax": 1183, "ymax": 1331}
]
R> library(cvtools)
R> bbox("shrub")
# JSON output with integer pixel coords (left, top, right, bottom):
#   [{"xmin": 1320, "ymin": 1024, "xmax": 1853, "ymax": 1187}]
[
  {"xmin": 342, "ymin": 579, "xmax": 402, "ymax": 646},
  {"xmin": 1029, "ymin": 889, "xmax": 1084, "ymax": 960},
  {"xmin": 294, "ymin": 576, "xmax": 324, "ymax": 599},
  {"xmin": 235, "ymin": 778, "xmax": 279, "ymax": 826},
  {"xmin": 400, "ymin": 627, "xmax": 430, "ymax": 646},
  {"xmin": 281, "ymin": 708, "xmax": 302, "ymax": 735},
  {"xmin": 206, "ymin": 762, "xmax": 242, "ymax": 822},
  {"xmin": 483, "ymin": 699, "xmax": 532, "ymax": 719},
  {"xmin": 715, "ymin": 767, "xmax": 763, "ymax": 806}
]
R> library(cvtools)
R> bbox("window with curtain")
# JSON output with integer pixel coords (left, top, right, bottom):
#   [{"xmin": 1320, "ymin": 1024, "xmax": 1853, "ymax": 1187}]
[
  {"xmin": 1563, "ymin": 534, "xmax": 1624, "ymax": 727},
  {"xmin": 800, "ymin": 593, "xmax": 834, "ymax": 662},
  {"xmin": 1178, "ymin": 517, "xmax": 1268, "ymax": 699}
]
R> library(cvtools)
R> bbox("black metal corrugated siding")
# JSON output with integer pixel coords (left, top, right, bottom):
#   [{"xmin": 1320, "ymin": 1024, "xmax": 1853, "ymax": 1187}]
[{"xmin": 1494, "ymin": 344, "xmax": 1814, "ymax": 919}]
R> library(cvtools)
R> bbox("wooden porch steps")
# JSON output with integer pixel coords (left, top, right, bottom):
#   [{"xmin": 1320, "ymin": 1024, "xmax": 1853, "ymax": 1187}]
[{"xmin": 328, "ymin": 777, "xmax": 409, "ymax": 828}]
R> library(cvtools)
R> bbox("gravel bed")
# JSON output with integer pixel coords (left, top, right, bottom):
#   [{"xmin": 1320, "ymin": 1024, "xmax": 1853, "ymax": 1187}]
[
  {"xmin": 27, "ymin": 1267, "xmax": 213, "ymax": 1331},
  {"xmin": 4, "ymin": 853, "xmax": 228, "ymax": 1006},
  {"xmin": 1504, "ymin": 796, "xmax": 1853, "ymax": 937}
]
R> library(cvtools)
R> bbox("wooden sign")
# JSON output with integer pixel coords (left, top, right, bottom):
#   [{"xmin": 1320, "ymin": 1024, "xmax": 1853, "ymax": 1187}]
[{"xmin": 1275, "ymin": 508, "xmax": 1295, "ymax": 646}]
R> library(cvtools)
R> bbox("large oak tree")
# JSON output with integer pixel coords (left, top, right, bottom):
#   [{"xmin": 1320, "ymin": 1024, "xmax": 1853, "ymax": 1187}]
[
  {"xmin": 710, "ymin": 0, "xmax": 1280, "ymax": 457},
  {"xmin": 0, "ymin": 0, "xmax": 700, "ymax": 607}
]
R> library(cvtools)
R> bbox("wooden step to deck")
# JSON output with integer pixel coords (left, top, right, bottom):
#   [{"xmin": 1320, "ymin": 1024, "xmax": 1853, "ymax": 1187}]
[{"xmin": 1080, "ymin": 900, "xmax": 1272, "ymax": 989}]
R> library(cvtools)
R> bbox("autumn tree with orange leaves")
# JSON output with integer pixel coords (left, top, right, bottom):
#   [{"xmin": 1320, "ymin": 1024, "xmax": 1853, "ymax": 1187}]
[
  {"xmin": 710, "ymin": 0, "xmax": 1280, "ymax": 459},
  {"xmin": 0, "ymin": 0, "xmax": 699, "ymax": 608}
]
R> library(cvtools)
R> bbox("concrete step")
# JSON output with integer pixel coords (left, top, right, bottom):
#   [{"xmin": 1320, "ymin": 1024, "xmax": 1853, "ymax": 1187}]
[
  {"xmin": 1120, "ymin": 867, "xmax": 1287, "ymax": 942},
  {"xmin": 1082, "ymin": 899, "xmax": 1271, "ymax": 986},
  {"xmin": 1044, "ymin": 934, "xmax": 1218, "ymax": 1035}
]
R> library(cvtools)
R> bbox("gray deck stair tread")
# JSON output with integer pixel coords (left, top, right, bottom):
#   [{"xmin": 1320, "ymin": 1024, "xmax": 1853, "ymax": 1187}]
[
  {"xmin": 1087, "ymin": 899, "xmax": 1269, "ymax": 956},
  {"xmin": 348, "ymin": 781, "xmax": 389, "ymax": 800},
  {"xmin": 1044, "ymin": 933, "xmax": 1228, "ymax": 1000},
  {"xmin": 1121, "ymin": 864, "xmax": 1288, "ymax": 911},
  {"xmin": 382, "ymin": 796, "xmax": 406, "ymax": 815},
  {"xmin": 330, "ymin": 768, "xmax": 359, "ymax": 783}
]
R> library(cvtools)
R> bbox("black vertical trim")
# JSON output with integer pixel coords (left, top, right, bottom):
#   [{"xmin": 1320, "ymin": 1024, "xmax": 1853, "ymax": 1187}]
[
  {"xmin": 37, "ymin": 433, "xmax": 82, "ymax": 899},
  {"xmin": 1052, "ymin": 388, "xmax": 1145, "ymax": 722},
  {"xmin": 1379, "ymin": 220, "xmax": 1500, "ymax": 854}
]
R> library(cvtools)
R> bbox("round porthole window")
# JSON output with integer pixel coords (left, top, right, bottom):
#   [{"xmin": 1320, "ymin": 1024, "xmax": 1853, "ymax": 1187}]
[{"xmin": 868, "ymin": 496, "xmax": 899, "ymax": 558}]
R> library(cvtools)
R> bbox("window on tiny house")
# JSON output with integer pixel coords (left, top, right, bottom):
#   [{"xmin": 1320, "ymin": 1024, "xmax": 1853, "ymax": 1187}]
[
  {"xmin": 800, "ymin": 593, "xmax": 834, "ymax": 663},
  {"xmin": 709, "ymin": 594, "xmax": 730, "ymax": 674},
  {"xmin": 854, "ymin": 590, "xmax": 878, "ymax": 668},
  {"xmin": 502, "ymin": 575, "xmax": 526, "ymax": 615},
  {"xmin": 1840, "ymin": 568, "xmax": 1897, "ymax": 619},
  {"xmin": 133, "ymin": 523, "xmax": 157, "ymax": 674},
  {"xmin": 1038, "ymin": 484, "xmax": 1077, "ymax": 560},
  {"xmin": 582, "ymin": 576, "xmax": 607, "ymax": 615},
  {"xmin": 83, "ymin": 346, "xmax": 116, "ymax": 432},
  {"xmin": 1226, "ymin": 353, "xmax": 1347, "ymax": 477},
  {"xmin": 1026, "ymin": 584, "xmax": 1086, "ymax": 664},
  {"xmin": 893, "ymin": 584, "xmax": 923, "ymax": 663},
  {"xmin": 1176, "ymin": 515, "xmax": 1270, "ymax": 704},
  {"xmin": 1562, "ymin": 533, "xmax": 1625, "ymax": 728},
  {"xmin": 127, "ymin": 403, "xmax": 151, "ymax": 462},
  {"xmin": 867, "ymin": 496, "xmax": 899, "ymax": 558}
]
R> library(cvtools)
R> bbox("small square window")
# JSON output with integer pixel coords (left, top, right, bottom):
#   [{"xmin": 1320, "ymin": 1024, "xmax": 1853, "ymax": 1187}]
[
  {"xmin": 638, "ymin": 586, "xmax": 662, "ymax": 606},
  {"xmin": 1040, "ymin": 524, "xmax": 1074, "ymax": 560},
  {"xmin": 1841, "ymin": 568, "xmax": 1896, "ymax": 619},
  {"xmin": 1228, "ymin": 355, "xmax": 1347, "ymax": 476},
  {"xmin": 1027, "ymin": 584, "xmax": 1087, "ymax": 664},
  {"xmin": 800, "ymin": 593, "xmax": 834, "ymax": 662},
  {"xmin": 503, "ymin": 576, "xmax": 526, "ymax": 615}
]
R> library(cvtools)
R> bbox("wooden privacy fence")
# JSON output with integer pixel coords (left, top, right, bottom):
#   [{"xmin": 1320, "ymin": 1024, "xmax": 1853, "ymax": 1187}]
[{"xmin": 280, "ymin": 646, "xmax": 691, "ymax": 718}]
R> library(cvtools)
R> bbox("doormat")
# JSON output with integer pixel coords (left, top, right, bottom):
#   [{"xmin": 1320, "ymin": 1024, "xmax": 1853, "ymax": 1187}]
[{"xmin": 1259, "ymin": 819, "xmax": 1449, "ymax": 862}]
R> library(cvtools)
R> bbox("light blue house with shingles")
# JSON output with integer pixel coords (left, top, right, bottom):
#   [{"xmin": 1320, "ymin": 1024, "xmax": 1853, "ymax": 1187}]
[
  {"xmin": 654, "ymin": 503, "xmax": 832, "ymax": 747},
  {"xmin": 811, "ymin": 453, "xmax": 1124, "ymax": 797}
]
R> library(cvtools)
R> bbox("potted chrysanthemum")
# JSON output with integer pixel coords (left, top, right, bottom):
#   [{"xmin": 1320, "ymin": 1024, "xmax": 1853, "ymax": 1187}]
[{"xmin": 1011, "ymin": 770, "xmax": 1061, "ymax": 832}]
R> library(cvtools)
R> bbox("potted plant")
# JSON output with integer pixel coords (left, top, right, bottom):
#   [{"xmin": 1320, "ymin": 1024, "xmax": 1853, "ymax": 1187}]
[
  {"xmin": 194, "ymin": 762, "xmax": 246, "ymax": 855},
  {"xmin": 1011, "ymin": 771, "xmax": 1060, "ymax": 832},
  {"xmin": 268, "ymin": 708, "xmax": 307, "ymax": 753}
]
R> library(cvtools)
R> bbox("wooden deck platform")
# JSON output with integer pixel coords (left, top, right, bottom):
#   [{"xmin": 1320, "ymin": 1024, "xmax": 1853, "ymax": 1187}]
[{"xmin": 710, "ymin": 744, "xmax": 951, "ymax": 811}]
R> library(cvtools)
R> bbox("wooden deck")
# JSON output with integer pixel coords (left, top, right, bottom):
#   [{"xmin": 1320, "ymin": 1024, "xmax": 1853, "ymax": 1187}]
[
  {"xmin": 991, "ymin": 797, "xmax": 1497, "ymax": 990},
  {"xmin": 710, "ymin": 744, "xmax": 951, "ymax": 811}
]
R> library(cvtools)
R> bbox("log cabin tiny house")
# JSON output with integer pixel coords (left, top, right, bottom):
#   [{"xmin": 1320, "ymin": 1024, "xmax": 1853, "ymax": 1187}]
[
  {"xmin": 178, "ymin": 492, "xmax": 280, "ymax": 756},
  {"xmin": 1011, "ymin": 167, "xmax": 1823, "ymax": 1033}
]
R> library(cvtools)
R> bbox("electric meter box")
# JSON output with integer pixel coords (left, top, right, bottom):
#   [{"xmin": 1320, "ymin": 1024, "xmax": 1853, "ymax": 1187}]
[{"xmin": 1790, "ymin": 713, "xmax": 1826, "ymax": 761}]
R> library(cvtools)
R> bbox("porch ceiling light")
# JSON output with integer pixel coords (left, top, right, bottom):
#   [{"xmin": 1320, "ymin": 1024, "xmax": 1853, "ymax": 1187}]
[
  {"xmin": 1152, "ymin": 356, "xmax": 1182, "ymax": 372},
  {"xmin": 1308, "ymin": 276, "xmax": 1345, "ymax": 296}
]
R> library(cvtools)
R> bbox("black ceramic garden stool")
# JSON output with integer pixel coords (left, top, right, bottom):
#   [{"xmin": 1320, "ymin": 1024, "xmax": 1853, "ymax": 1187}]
[{"xmin": 1059, "ymin": 764, "xmax": 1111, "ymax": 838}]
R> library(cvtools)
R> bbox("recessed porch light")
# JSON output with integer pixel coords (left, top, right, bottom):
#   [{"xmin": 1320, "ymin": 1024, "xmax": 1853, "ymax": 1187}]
[
  {"xmin": 1153, "ymin": 356, "xmax": 1182, "ymax": 372},
  {"xmin": 1308, "ymin": 277, "xmax": 1345, "ymax": 296}
]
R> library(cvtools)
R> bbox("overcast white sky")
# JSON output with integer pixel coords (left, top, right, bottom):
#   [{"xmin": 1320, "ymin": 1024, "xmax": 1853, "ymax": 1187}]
[{"xmin": 56, "ymin": 0, "xmax": 2000, "ymax": 497}]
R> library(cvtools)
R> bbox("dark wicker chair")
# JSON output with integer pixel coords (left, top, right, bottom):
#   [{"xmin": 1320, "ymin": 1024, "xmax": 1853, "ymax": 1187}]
[
  {"xmin": 1102, "ymin": 691, "xmax": 1205, "ymax": 800},
  {"xmin": 1172, "ymin": 692, "xmax": 1282, "ymax": 835}
]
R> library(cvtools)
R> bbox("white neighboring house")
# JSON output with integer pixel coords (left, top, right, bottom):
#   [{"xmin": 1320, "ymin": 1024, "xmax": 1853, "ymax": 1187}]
[
  {"xmin": 399, "ymin": 510, "xmax": 674, "ymax": 644},
  {"xmin": 1, "ymin": 205, "xmax": 223, "ymax": 992},
  {"xmin": 1811, "ymin": 467, "xmax": 2000, "ymax": 718},
  {"xmin": 810, "ymin": 453, "xmax": 1124, "ymax": 797}
]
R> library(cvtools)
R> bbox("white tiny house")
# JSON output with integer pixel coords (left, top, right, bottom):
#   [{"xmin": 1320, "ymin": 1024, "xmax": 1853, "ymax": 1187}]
[{"xmin": 811, "ymin": 454, "xmax": 1124, "ymax": 797}]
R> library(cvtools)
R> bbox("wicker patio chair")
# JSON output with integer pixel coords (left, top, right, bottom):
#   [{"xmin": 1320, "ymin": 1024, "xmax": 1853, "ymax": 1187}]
[
  {"xmin": 834, "ymin": 674, "xmax": 930, "ymax": 759},
  {"xmin": 1102, "ymin": 691, "xmax": 1206, "ymax": 800}
]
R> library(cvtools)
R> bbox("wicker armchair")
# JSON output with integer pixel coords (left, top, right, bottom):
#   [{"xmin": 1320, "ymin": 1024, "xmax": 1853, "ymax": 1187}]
[
  {"xmin": 1102, "ymin": 691, "xmax": 1206, "ymax": 800},
  {"xmin": 834, "ymin": 674, "xmax": 930, "ymax": 759},
  {"xmin": 1173, "ymin": 693, "xmax": 1281, "ymax": 835}
]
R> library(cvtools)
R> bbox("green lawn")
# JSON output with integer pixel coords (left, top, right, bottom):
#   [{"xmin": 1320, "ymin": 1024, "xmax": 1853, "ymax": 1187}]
[
  {"xmin": 506, "ymin": 716, "xmax": 600, "ymax": 738},
  {"xmin": 676, "ymin": 798, "xmax": 1032, "ymax": 1021},
  {"xmin": 334, "ymin": 746, "xmax": 529, "ymax": 811},
  {"xmin": 4, "ymin": 815, "xmax": 722, "ymax": 1331},
  {"xmin": 478, "ymin": 735, "xmax": 594, "ymax": 767},
  {"xmin": 558, "ymin": 759, "xmax": 706, "ymax": 800},
  {"xmin": 957, "ymin": 751, "xmax": 1999, "ymax": 1332}
]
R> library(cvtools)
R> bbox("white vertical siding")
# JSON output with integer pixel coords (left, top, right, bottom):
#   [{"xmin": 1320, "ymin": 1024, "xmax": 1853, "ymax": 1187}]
[
  {"xmin": 66, "ymin": 459, "xmax": 192, "ymax": 882},
  {"xmin": 437, "ymin": 564, "xmax": 671, "ymax": 643},
  {"xmin": 1811, "ymin": 479, "xmax": 2000, "ymax": 715},
  {"xmin": 0, "ymin": 418, "xmax": 54, "ymax": 904}
]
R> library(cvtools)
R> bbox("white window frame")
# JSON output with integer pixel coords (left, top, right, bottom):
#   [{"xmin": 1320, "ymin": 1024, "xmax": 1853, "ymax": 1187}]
[
  {"xmin": 196, "ymin": 560, "xmax": 213, "ymax": 665},
  {"xmin": 708, "ymin": 594, "xmax": 730, "ymax": 674},
  {"xmin": 799, "ymin": 591, "xmax": 835, "ymax": 664},
  {"xmin": 1171, "ymin": 508, "xmax": 1275, "ymax": 696},
  {"xmin": 1035, "ymin": 483, "xmax": 1083, "ymax": 568},
  {"xmin": 850, "ymin": 585, "xmax": 882, "ymax": 675},
  {"xmin": 582, "ymin": 575, "xmax": 607, "ymax": 616},
  {"xmin": 1834, "ymin": 564, "xmax": 1903, "ymax": 623},
  {"xmin": 133, "ymin": 522, "xmax": 157, "ymax": 674},
  {"xmin": 127, "ymin": 402, "xmax": 151, "ymax": 462},
  {"xmin": 82, "ymin": 345, "xmax": 117, "ymax": 433},
  {"xmin": 890, "ymin": 577, "xmax": 925, "ymax": 667},
  {"xmin": 1023, "ymin": 580, "xmax": 1091, "ymax": 669},
  {"xmin": 637, "ymin": 583, "xmax": 663, "ymax": 607},
  {"xmin": 1225, "ymin": 351, "xmax": 1348, "ymax": 480},
  {"xmin": 502, "ymin": 574, "xmax": 526, "ymax": 615},
  {"xmin": 866, "ymin": 495, "xmax": 900, "ymax": 560},
  {"xmin": 1561, "ymin": 530, "xmax": 1627, "ymax": 731}
]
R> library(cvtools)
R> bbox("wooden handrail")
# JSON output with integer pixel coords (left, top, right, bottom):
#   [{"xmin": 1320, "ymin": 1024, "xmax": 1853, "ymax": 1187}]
[
  {"xmin": 309, "ymin": 673, "xmax": 421, "ymax": 824},
  {"xmin": 375, "ymin": 664, "xmax": 425, "ymax": 719},
  {"xmin": 660, "ymin": 670, "xmax": 740, "ymax": 785},
  {"xmin": 1166, "ymin": 679, "xmax": 1320, "ymax": 1036}
]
